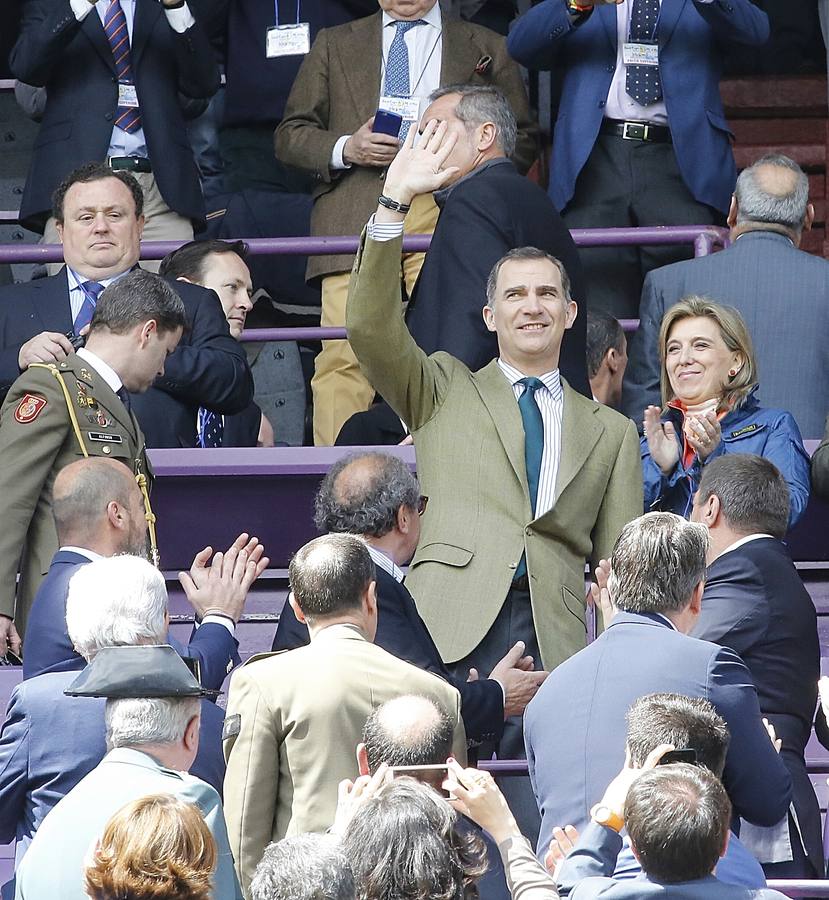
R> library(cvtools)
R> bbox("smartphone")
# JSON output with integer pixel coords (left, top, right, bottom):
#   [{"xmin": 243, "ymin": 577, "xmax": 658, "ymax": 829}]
[
  {"xmin": 389, "ymin": 763, "xmax": 450, "ymax": 797},
  {"xmin": 657, "ymin": 748, "xmax": 697, "ymax": 766},
  {"xmin": 0, "ymin": 649, "xmax": 22, "ymax": 666},
  {"xmin": 373, "ymin": 109, "xmax": 403, "ymax": 138}
]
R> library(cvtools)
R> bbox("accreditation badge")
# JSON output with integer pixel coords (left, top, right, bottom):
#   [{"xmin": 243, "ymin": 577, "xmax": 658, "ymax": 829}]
[{"xmin": 266, "ymin": 23, "xmax": 310, "ymax": 57}]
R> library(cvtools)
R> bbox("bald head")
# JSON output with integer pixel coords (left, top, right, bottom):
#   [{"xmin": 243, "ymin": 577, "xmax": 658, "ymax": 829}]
[
  {"xmin": 288, "ymin": 534, "xmax": 375, "ymax": 622},
  {"xmin": 363, "ymin": 695, "xmax": 454, "ymax": 774},
  {"xmin": 733, "ymin": 153, "xmax": 810, "ymax": 235},
  {"xmin": 53, "ymin": 458, "xmax": 147, "ymax": 556},
  {"xmin": 314, "ymin": 452, "xmax": 420, "ymax": 538}
]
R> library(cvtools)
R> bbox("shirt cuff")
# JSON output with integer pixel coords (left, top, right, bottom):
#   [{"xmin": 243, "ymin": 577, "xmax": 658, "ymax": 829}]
[
  {"xmin": 165, "ymin": 3, "xmax": 196, "ymax": 32},
  {"xmin": 200, "ymin": 614, "xmax": 236, "ymax": 636},
  {"xmin": 70, "ymin": 0, "xmax": 95, "ymax": 21},
  {"xmin": 491, "ymin": 677, "xmax": 507, "ymax": 708},
  {"xmin": 366, "ymin": 213, "xmax": 405, "ymax": 242},
  {"xmin": 331, "ymin": 135, "xmax": 352, "ymax": 170}
]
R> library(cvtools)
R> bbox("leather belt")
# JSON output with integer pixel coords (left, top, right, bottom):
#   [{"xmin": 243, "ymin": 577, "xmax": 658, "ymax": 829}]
[
  {"xmin": 600, "ymin": 119, "xmax": 672, "ymax": 143},
  {"xmin": 107, "ymin": 156, "xmax": 152, "ymax": 173}
]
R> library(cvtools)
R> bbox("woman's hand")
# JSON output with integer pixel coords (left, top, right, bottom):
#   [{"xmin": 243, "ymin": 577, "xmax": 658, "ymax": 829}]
[
  {"xmin": 643, "ymin": 406, "xmax": 679, "ymax": 475},
  {"xmin": 684, "ymin": 410, "xmax": 721, "ymax": 462},
  {"xmin": 331, "ymin": 763, "xmax": 390, "ymax": 835},
  {"xmin": 444, "ymin": 758, "xmax": 520, "ymax": 844}
]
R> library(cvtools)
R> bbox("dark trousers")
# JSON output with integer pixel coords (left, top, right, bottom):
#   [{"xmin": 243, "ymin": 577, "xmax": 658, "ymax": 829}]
[
  {"xmin": 449, "ymin": 585, "xmax": 541, "ymax": 845},
  {"xmin": 219, "ymin": 125, "xmax": 315, "ymax": 195},
  {"xmin": 562, "ymin": 133, "xmax": 722, "ymax": 319}
]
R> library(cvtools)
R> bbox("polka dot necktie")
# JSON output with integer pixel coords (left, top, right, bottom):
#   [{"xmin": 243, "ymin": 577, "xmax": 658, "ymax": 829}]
[
  {"xmin": 625, "ymin": 0, "xmax": 662, "ymax": 106},
  {"xmin": 383, "ymin": 19, "xmax": 426, "ymax": 142},
  {"xmin": 198, "ymin": 407, "xmax": 224, "ymax": 448},
  {"xmin": 104, "ymin": 0, "xmax": 142, "ymax": 133}
]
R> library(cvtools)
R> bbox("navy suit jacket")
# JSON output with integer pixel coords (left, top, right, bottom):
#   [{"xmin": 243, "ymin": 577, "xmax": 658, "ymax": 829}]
[
  {"xmin": 524, "ymin": 611, "xmax": 792, "ymax": 858},
  {"xmin": 506, "ymin": 0, "xmax": 768, "ymax": 214},
  {"xmin": 0, "ymin": 669, "xmax": 225, "ymax": 897},
  {"xmin": 405, "ymin": 160, "xmax": 590, "ymax": 398},
  {"xmin": 623, "ymin": 231, "xmax": 829, "ymax": 439},
  {"xmin": 9, "ymin": 0, "xmax": 219, "ymax": 232},
  {"xmin": 272, "ymin": 565, "xmax": 504, "ymax": 745},
  {"xmin": 23, "ymin": 550, "xmax": 239, "ymax": 692},
  {"xmin": 692, "ymin": 537, "xmax": 822, "ymax": 874},
  {"xmin": 0, "ymin": 271, "xmax": 253, "ymax": 448},
  {"xmin": 222, "ymin": 400, "xmax": 261, "ymax": 447}
]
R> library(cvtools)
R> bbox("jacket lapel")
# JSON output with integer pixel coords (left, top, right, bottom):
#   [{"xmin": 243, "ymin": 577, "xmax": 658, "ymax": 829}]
[
  {"xmin": 554, "ymin": 381, "xmax": 603, "ymax": 501},
  {"xmin": 439, "ymin": 19, "xmax": 482, "ymax": 83},
  {"xmin": 596, "ymin": 3, "xmax": 618, "ymax": 54},
  {"xmin": 656, "ymin": 0, "xmax": 687, "ymax": 53},
  {"xmin": 339, "ymin": 13, "xmax": 384, "ymax": 123},
  {"xmin": 471, "ymin": 361, "xmax": 529, "ymax": 499},
  {"xmin": 131, "ymin": 0, "xmax": 161, "ymax": 69},
  {"xmin": 81, "ymin": 4, "xmax": 118, "ymax": 74},
  {"xmin": 33, "ymin": 271, "xmax": 74, "ymax": 336}
]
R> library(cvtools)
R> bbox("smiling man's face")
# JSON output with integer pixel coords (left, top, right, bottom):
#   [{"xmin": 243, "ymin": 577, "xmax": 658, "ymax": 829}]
[
  {"xmin": 482, "ymin": 257, "xmax": 577, "ymax": 375},
  {"xmin": 56, "ymin": 177, "xmax": 143, "ymax": 280}
]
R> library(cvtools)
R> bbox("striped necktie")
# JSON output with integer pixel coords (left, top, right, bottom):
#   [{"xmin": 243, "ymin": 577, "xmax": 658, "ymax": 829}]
[
  {"xmin": 74, "ymin": 280, "xmax": 104, "ymax": 333},
  {"xmin": 104, "ymin": 0, "xmax": 142, "ymax": 133}
]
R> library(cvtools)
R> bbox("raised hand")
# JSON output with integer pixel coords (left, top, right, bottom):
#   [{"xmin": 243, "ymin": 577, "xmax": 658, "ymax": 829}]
[{"xmin": 380, "ymin": 118, "xmax": 461, "ymax": 209}]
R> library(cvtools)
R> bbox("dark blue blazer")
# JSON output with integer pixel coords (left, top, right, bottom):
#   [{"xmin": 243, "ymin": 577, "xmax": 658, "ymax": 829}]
[
  {"xmin": 506, "ymin": 0, "xmax": 769, "ymax": 214},
  {"xmin": 222, "ymin": 400, "xmax": 261, "ymax": 447},
  {"xmin": 0, "ymin": 670, "xmax": 225, "ymax": 897},
  {"xmin": 9, "ymin": 0, "xmax": 219, "ymax": 232},
  {"xmin": 0, "ymin": 271, "xmax": 253, "ymax": 448},
  {"xmin": 405, "ymin": 160, "xmax": 589, "ymax": 398},
  {"xmin": 272, "ymin": 565, "xmax": 504, "ymax": 745},
  {"xmin": 623, "ymin": 231, "xmax": 829, "ymax": 440},
  {"xmin": 692, "ymin": 538, "xmax": 823, "ymax": 875},
  {"xmin": 524, "ymin": 611, "xmax": 792, "ymax": 858},
  {"xmin": 23, "ymin": 550, "xmax": 239, "ymax": 692}
]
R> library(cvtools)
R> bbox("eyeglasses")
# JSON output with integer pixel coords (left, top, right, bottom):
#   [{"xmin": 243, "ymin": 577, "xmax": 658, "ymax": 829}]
[{"xmin": 417, "ymin": 495, "xmax": 429, "ymax": 516}]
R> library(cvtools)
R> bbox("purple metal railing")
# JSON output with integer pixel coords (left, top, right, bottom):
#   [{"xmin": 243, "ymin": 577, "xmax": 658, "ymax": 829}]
[{"xmin": 0, "ymin": 227, "xmax": 727, "ymax": 341}]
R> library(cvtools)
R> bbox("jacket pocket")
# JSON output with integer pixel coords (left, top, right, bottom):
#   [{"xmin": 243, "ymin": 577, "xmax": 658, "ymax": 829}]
[
  {"xmin": 721, "ymin": 421, "xmax": 768, "ymax": 443},
  {"xmin": 561, "ymin": 585, "xmax": 586, "ymax": 628},
  {"xmin": 413, "ymin": 541, "xmax": 474, "ymax": 569}
]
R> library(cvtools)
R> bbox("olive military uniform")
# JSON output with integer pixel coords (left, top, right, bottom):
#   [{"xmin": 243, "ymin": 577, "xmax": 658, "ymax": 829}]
[{"xmin": 0, "ymin": 353, "xmax": 152, "ymax": 636}]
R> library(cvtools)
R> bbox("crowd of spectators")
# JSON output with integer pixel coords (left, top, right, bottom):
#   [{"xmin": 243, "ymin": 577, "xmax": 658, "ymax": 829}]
[{"xmin": 0, "ymin": 0, "xmax": 828, "ymax": 898}]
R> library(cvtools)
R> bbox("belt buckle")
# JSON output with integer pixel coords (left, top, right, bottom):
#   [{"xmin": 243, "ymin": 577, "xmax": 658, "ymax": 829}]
[{"xmin": 622, "ymin": 122, "xmax": 648, "ymax": 141}]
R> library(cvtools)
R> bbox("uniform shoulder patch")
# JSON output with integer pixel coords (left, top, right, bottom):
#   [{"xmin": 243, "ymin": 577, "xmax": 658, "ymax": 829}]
[
  {"xmin": 14, "ymin": 393, "xmax": 48, "ymax": 424},
  {"xmin": 223, "ymin": 713, "xmax": 241, "ymax": 741}
]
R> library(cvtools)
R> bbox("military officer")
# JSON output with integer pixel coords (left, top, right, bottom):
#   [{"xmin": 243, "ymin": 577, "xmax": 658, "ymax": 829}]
[{"xmin": 0, "ymin": 270, "xmax": 186, "ymax": 656}]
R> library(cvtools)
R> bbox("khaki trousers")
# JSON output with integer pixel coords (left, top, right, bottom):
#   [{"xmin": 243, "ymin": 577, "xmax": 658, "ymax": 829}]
[
  {"xmin": 312, "ymin": 192, "xmax": 439, "ymax": 446},
  {"xmin": 43, "ymin": 172, "xmax": 194, "ymax": 275}
]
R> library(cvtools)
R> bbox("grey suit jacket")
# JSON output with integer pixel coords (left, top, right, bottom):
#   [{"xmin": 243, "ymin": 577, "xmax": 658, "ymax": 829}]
[
  {"xmin": 556, "ymin": 822, "xmax": 788, "ymax": 899},
  {"xmin": 623, "ymin": 231, "xmax": 829, "ymax": 440}
]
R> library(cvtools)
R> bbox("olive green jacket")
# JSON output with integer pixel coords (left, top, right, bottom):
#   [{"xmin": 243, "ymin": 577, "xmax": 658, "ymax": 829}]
[
  {"xmin": 347, "ymin": 234, "xmax": 643, "ymax": 671},
  {"xmin": 0, "ymin": 353, "xmax": 150, "ymax": 633}
]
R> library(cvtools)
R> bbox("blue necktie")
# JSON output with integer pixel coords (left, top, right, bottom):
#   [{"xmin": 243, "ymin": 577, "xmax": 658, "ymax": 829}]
[
  {"xmin": 625, "ymin": 0, "xmax": 662, "ymax": 105},
  {"xmin": 515, "ymin": 377, "xmax": 544, "ymax": 580},
  {"xmin": 104, "ymin": 0, "xmax": 142, "ymax": 133},
  {"xmin": 198, "ymin": 407, "xmax": 224, "ymax": 448},
  {"xmin": 383, "ymin": 19, "xmax": 426, "ymax": 141},
  {"xmin": 74, "ymin": 281, "xmax": 104, "ymax": 333}
]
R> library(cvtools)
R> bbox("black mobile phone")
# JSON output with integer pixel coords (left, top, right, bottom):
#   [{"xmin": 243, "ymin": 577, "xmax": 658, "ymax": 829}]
[
  {"xmin": 657, "ymin": 748, "xmax": 697, "ymax": 766},
  {"xmin": 373, "ymin": 109, "xmax": 403, "ymax": 138},
  {"xmin": 1, "ymin": 649, "xmax": 22, "ymax": 666}
]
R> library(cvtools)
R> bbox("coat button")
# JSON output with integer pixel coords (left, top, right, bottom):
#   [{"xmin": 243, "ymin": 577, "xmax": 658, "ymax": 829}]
[
  {"xmin": 102, "ymin": 445, "xmax": 111, "ymax": 454},
  {"xmin": 105, "ymin": 113, "xmax": 113, "ymax": 122}
]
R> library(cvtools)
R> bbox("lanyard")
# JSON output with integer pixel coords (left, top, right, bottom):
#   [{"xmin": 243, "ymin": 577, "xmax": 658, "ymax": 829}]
[
  {"xmin": 274, "ymin": 0, "xmax": 301, "ymax": 27},
  {"xmin": 379, "ymin": 25, "xmax": 441, "ymax": 98}
]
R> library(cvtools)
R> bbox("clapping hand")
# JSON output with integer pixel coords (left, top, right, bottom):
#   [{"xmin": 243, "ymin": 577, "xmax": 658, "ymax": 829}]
[
  {"xmin": 587, "ymin": 558, "xmax": 615, "ymax": 628},
  {"xmin": 684, "ymin": 410, "xmax": 721, "ymax": 462},
  {"xmin": 643, "ymin": 406, "xmax": 679, "ymax": 475}
]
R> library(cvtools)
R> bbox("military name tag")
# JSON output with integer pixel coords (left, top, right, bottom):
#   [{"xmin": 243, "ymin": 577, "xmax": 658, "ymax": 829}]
[
  {"xmin": 88, "ymin": 432, "xmax": 123, "ymax": 443},
  {"xmin": 623, "ymin": 42, "xmax": 659, "ymax": 66},
  {"xmin": 266, "ymin": 23, "xmax": 310, "ymax": 57}
]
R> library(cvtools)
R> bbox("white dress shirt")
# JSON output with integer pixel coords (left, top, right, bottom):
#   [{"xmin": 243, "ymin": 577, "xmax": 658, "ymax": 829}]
[
  {"xmin": 498, "ymin": 360, "xmax": 564, "ymax": 519},
  {"xmin": 66, "ymin": 267, "xmax": 128, "ymax": 327},
  {"xmin": 331, "ymin": 1, "xmax": 443, "ymax": 170},
  {"xmin": 367, "ymin": 544, "xmax": 406, "ymax": 583},
  {"xmin": 69, "ymin": 0, "xmax": 195, "ymax": 158},
  {"xmin": 76, "ymin": 346, "xmax": 123, "ymax": 393}
]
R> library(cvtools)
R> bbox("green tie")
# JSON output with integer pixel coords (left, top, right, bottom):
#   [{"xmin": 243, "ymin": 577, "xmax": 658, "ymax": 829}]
[{"xmin": 515, "ymin": 377, "xmax": 544, "ymax": 580}]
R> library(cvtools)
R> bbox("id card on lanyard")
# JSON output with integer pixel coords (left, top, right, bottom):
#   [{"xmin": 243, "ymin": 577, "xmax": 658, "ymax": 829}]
[
  {"xmin": 623, "ymin": 1, "xmax": 660, "ymax": 67},
  {"xmin": 266, "ymin": 0, "xmax": 310, "ymax": 57}
]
